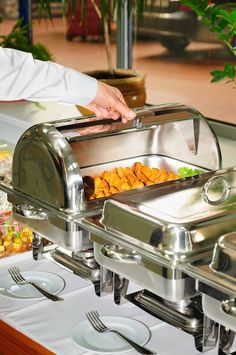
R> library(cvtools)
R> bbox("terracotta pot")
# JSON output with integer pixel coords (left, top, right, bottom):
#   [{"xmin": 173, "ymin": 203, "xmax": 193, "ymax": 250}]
[{"xmin": 78, "ymin": 68, "xmax": 146, "ymax": 115}]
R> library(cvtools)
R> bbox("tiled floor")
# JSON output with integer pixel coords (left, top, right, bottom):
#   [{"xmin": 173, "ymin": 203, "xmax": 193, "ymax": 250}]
[{"xmin": 1, "ymin": 17, "xmax": 236, "ymax": 124}]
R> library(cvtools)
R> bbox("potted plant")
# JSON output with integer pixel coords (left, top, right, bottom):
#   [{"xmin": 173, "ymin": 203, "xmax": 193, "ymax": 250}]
[
  {"xmin": 180, "ymin": 0, "xmax": 236, "ymax": 88},
  {"xmin": 34, "ymin": 0, "xmax": 147, "ymax": 109},
  {"xmin": 0, "ymin": 17, "xmax": 53, "ymax": 61}
]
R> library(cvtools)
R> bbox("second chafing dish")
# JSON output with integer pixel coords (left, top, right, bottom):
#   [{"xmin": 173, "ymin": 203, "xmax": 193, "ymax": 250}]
[
  {"xmin": 186, "ymin": 230, "xmax": 236, "ymax": 334},
  {"xmin": 87, "ymin": 168, "xmax": 236, "ymax": 302},
  {"xmin": 86, "ymin": 169, "xmax": 236, "ymax": 302},
  {"xmin": 183, "ymin": 227, "xmax": 236, "ymax": 353},
  {"xmin": 85, "ymin": 167, "xmax": 236, "ymax": 353}
]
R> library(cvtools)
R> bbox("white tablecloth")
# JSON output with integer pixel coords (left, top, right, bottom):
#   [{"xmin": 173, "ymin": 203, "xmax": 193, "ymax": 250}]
[{"xmin": 0, "ymin": 252, "xmax": 235, "ymax": 355}]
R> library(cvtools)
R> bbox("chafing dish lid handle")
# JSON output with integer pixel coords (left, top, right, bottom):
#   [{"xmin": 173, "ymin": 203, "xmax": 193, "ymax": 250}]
[
  {"xmin": 101, "ymin": 244, "xmax": 141, "ymax": 264},
  {"xmin": 202, "ymin": 176, "xmax": 231, "ymax": 205}
]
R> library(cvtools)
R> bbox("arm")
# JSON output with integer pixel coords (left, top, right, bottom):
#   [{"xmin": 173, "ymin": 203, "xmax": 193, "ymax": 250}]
[
  {"xmin": 0, "ymin": 47, "xmax": 136, "ymax": 122},
  {"xmin": 0, "ymin": 47, "xmax": 97, "ymax": 105}
]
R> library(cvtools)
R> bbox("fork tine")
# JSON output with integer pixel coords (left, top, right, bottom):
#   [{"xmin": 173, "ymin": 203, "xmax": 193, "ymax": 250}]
[
  {"xmin": 90, "ymin": 311, "xmax": 105, "ymax": 331},
  {"xmin": 8, "ymin": 267, "xmax": 17, "ymax": 283},
  {"xmin": 11, "ymin": 267, "xmax": 20, "ymax": 283},
  {"xmin": 11, "ymin": 267, "xmax": 22, "ymax": 283},
  {"xmin": 90, "ymin": 311, "xmax": 103, "ymax": 330},
  {"xmin": 86, "ymin": 312, "xmax": 101, "ymax": 332},
  {"xmin": 92, "ymin": 311, "xmax": 107, "ymax": 330},
  {"xmin": 8, "ymin": 267, "xmax": 23, "ymax": 284},
  {"xmin": 13, "ymin": 266, "xmax": 25, "ymax": 282}
]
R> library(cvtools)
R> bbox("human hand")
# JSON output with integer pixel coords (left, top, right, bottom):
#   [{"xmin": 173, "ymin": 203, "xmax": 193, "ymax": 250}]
[{"xmin": 85, "ymin": 81, "xmax": 136, "ymax": 123}]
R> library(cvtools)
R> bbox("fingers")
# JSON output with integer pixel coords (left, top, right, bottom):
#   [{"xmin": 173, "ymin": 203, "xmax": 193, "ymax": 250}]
[
  {"xmin": 85, "ymin": 81, "xmax": 137, "ymax": 123},
  {"xmin": 86, "ymin": 104, "xmax": 120, "ymax": 120}
]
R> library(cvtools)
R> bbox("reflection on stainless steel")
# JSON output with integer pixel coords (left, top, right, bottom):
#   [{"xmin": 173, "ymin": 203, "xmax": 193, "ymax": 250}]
[
  {"xmin": 202, "ymin": 176, "xmax": 231, "ymax": 206},
  {"xmin": 43, "ymin": 245, "xmax": 100, "ymax": 282},
  {"xmin": 92, "ymin": 240, "xmax": 198, "ymax": 303},
  {"xmin": 0, "ymin": 103, "xmax": 221, "ymax": 252},
  {"xmin": 221, "ymin": 299, "xmax": 236, "ymax": 317},
  {"xmin": 184, "ymin": 231, "xmax": 236, "ymax": 348},
  {"xmin": 202, "ymin": 316, "xmax": 219, "ymax": 352},
  {"xmin": 210, "ymin": 232, "xmax": 236, "ymax": 278},
  {"xmin": 96, "ymin": 168, "xmax": 236, "ymax": 263},
  {"xmin": 100, "ymin": 244, "xmax": 141, "ymax": 264},
  {"xmin": 126, "ymin": 290, "xmax": 203, "ymax": 333},
  {"xmin": 219, "ymin": 326, "xmax": 235, "ymax": 355}
]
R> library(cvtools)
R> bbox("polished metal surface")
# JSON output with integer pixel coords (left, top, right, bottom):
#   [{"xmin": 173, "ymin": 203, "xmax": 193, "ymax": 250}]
[
  {"xmin": 42, "ymin": 245, "xmax": 100, "ymax": 282},
  {"xmin": 11, "ymin": 103, "xmax": 221, "ymax": 215},
  {"xmin": 185, "ymin": 232, "xmax": 236, "ymax": 297},
  {"xmin": 95, "ymin": 167, "xmax": 236, "ymax": 264},
  {"xmin": 210, "ymin": 232, "xmax": 236, "ymax": 278},
  {"xmin": 100, "ymin": 244, "xmax": 141, "ymax": 264},
  {"xmin": 126, "ymin": 290, "xmax": 203, "ymax": 334},
  {"xmin": 86, "ymin": 166, "xmax": 236, "ymax": 304},
  {"xmin": 185, "ymin": 231, "xmax": 236, "ymax": 334},
  {"xmin": 1, "ymin": 103, "xmax": 236, "ymax": 346},
  {"xmin": 92, "ymin": 241, "xmax": 197, "ymax": 302},
  {"xmin": 0, "ymin": 103, "xmax": 221, "ymax": 252},
  {"xmin": 11, "ymin": 203, "xmax": 92, "ymax": 251},
  {"xmin": 221, "ymin": 299, "xmax": 236, "ymax": 317},
  {"xmin": 12, "ymin": 123, "xmax": 84, "ymax": 213}
]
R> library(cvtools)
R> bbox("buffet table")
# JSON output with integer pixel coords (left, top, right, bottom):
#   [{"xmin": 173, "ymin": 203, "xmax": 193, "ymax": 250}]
[
  {"xmin": 1, "ymin": 102, "xmax": 236, "ymax": 354},
  {"xmin": 1, "ymin": 251, "xmax": 236, "ymax": 355}
]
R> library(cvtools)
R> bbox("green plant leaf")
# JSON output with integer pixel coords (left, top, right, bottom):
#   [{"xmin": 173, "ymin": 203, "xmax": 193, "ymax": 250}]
[
  {"xmin": 210, "ymin": 70, "xmax": 228, "ymax": 83},
  {"xmin": 0, "ymin": 19, "xmax": 53, "ymax": 61},
  {"xmin": 224, "ymin": 62, "xmax": 235, "ymax": 80}
]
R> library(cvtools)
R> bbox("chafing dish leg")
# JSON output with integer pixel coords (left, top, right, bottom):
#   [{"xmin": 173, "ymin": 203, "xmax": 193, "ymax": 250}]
[
  {"xmin": 32, "ymin": 232, "xmax": 44, "ymax": 260},
  {"xmin": 218, "ymin": 326, "xmax": 235, "ymax": 355},
  {"xmin": 95, "ymin": 266, "xmax": 113, "ymax": 297},
  {"xmin": 114, "ymin": 273, "xmax": 129, "ymax": 305},
  {"xmin": 199, "ymin": 315, "xmax": 219, "ymax": 352}
]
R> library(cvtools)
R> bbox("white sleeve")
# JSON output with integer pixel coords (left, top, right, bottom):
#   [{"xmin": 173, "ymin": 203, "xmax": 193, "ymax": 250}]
[{"xmin": 0, "ymin": 47, "xmax": 98, "ymax": 105}]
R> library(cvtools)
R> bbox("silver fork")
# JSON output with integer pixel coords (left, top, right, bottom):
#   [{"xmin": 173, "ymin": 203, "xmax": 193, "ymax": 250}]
[
  {"xmin": 8, "ymin": 266, "xmax": 63, "ymax": 302},
  {"xmin": 86, "ymin": 310, "xmax": 155, "ymax": 354}
]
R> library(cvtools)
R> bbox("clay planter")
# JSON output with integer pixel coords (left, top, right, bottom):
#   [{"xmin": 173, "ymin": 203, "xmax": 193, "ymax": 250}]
[{"xmin": 78, "ymin": 68, "xmax": 146, "ymax": 115}]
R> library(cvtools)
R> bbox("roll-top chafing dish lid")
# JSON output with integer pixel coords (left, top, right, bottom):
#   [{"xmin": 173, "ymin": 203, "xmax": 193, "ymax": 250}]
[
  {"xmin": 1, "ymin": 103, "xmax": 221, "ymax": 218},
  {"xmin": 85, "ymin": 167, "xmax": 236, "ymax": 269}
]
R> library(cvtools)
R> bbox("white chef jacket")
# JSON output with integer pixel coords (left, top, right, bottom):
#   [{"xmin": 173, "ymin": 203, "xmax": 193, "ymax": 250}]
[{"xmin": 0, "ymin": 47, "xmax": 98, "ymax": 106}]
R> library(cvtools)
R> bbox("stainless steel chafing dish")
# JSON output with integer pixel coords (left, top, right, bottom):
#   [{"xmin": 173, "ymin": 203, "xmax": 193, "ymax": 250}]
[
  {"xmin": 86, "ymin": 167, "xmax": 236, "ymax": 354},
  {"xmin": 3, "ymin": 102, "xmax": 235, "ymax": 353},
  {"xmin": 185, "ymin": 221, "xmax": 236, "ymax": 354}
]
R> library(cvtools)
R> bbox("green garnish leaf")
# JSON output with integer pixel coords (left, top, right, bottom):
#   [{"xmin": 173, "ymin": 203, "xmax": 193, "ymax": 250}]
[{"xmin": 177, "ymin": 166, "xmax": 204, "ymax": 178}]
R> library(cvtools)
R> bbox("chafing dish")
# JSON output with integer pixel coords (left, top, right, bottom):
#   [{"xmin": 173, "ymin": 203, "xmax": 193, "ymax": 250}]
[
  {"xmin": 86, "ymin": 167, "xmax": 236, "ymax": 353},
  {"xmin": 185, "ymin": 229, "xmax": 236, "ymax": 354}
]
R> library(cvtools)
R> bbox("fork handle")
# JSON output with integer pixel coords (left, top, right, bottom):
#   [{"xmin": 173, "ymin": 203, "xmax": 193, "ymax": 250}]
[
  {"xmin": 111, "ymin": 330, "xmax": 155, "ymax": 354},
  {"xmin": 29, "ymin": 281, "xmax": 63, "ymax": 302}
]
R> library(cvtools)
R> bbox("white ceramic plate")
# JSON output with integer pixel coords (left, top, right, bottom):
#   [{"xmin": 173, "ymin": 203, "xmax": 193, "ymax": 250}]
[
  {"xmin": 0, "ymin": 271, "xmax": 65, "ymax": 299},
  {"xmin": 71, "ymin": 316, "xmax": 151, "ymax": 353}
]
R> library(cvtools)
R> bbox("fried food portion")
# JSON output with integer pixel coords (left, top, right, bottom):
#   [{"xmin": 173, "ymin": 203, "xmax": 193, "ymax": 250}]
[{"xmin": 84, "ymin": 162, "xmax": 179, "ymax": 200}]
